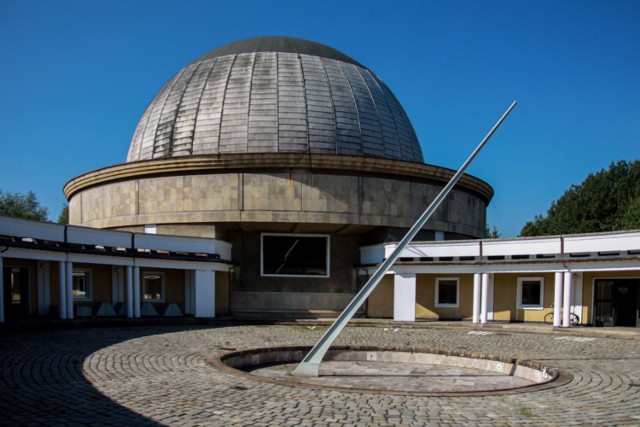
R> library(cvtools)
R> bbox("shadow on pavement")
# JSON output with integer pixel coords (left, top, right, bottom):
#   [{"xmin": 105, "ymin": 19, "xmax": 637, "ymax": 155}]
[{"xmin": 0, "ymin": 323, "xmax": 217, "ymax": 426}]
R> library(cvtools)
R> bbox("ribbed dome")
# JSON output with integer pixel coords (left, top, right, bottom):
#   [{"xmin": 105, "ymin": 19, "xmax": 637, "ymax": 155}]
[{"xmin": 127, "ymin": 36, "xmax": 424, "ymax": 163}]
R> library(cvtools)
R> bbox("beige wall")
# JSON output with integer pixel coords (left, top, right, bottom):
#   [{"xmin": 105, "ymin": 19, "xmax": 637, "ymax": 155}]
[
  {"xmin": 492, "ymin": 273, "xmax": 555, "ymax": 322},
  {"xmin": 416, "ymin": 274, "xmax": 474, "ymax": 320},
  {"xmin": 367, "ymin": 274, "xmax": 394, "ymax": 318},
  {"xmin": 72, "ymin": 263, "xmax": 112, "ymax": 309}
]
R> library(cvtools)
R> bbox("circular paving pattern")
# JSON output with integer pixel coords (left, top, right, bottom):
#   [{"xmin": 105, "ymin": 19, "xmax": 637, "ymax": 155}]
[{"xmin": 1, "ymin": 323, "xmax": 639, "ymax": 426}]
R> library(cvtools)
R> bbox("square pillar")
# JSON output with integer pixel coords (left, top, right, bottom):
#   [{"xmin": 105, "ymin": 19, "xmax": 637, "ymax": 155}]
[
  {"xmin": 553, "ymin": 272, "xmax": 564, "ymax": 327},
  {"xmin": 472, "ymin": 273, "xmax": 481, "ymax": 324},
  {"xmin": 393, "ymin": 273, "xmax": 416, "ymax": 322},
  {"xmin": 194, "ymin": 270, "xmax": 216, "ymax": 318}
]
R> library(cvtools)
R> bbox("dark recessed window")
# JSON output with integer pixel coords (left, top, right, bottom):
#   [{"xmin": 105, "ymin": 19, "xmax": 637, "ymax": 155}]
[
  {"xmin": 517, "ymin": 277, "xmax": 544, "ymax": 309},
  {"xmin": 436, "ymin": 278, "xmax": 459, "ymax": 307},
  {"xmin": 143, "ymin": 272, "xmax": 165, "ymax": 302},
  {"xmin": 72, "ymin": 269, "xmax": 92, "ymax": 300},
  {"xmin": 261, "ymin": 234, "xmax": 329, "ymax": 277}
]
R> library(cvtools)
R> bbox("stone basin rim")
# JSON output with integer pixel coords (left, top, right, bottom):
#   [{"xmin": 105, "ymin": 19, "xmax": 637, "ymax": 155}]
[{"xmin": 210, "ymin": 345, "xmax": 573, "ymax": 396}]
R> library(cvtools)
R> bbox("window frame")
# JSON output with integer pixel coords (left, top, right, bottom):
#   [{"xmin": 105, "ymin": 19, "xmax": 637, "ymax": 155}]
[
  {"xmin": 72, "ymin": 268, "xmax": 93, "ymax": 301},
  {"xmin": 142, "ymin": 271, "xmax": 165, "ymax": 302},
  {"xmin": 260, "ymin": 233, "xmax": 330, "ymax": 278},
  {"xmin": 435, "ymin": 277, "xmax": 459, "ymax": 308},
  {"xmin": 516, "ymin": 276, "xmax": 544, "ymax": 309}
]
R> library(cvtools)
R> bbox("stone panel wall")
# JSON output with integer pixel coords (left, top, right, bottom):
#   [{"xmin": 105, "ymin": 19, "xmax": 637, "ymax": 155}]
[{"xmin": 69, "ymin": 170, "xmax": 487, "ymax": 237}]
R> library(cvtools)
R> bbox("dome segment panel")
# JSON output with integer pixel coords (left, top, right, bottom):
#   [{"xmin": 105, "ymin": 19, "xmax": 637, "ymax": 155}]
[
  {"xmin": 127, "ymin": 38, "xmax": 424, "ymax": 163},
  {"xmin": 219, "ymin": 53, "xmax": 253, "ymax": 153},
  {"xmin": 277, "ymin": 53, "xmax": 308, "ymax": 152},
  {"xmin": 192, "ymin": 56, "xmax": 233, "ymax": 155},
  {"xmin": 301, "ymin": 55, "xmax": 336, "ymax": 153},
  {"xmin": 248, "ymin": 52, "xmax": 279, "ymax": 152}
]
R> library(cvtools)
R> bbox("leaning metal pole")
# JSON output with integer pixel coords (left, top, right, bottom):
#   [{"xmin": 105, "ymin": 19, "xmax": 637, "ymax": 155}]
[{"xmin": 292, "ymin": 101, "xmax": 517, "ymax": 376}]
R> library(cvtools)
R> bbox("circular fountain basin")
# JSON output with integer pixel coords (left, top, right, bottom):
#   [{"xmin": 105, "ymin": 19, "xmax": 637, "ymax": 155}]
[{"xmin": 213, "ymin": 346, "xmax": 569, "ymax": 396}]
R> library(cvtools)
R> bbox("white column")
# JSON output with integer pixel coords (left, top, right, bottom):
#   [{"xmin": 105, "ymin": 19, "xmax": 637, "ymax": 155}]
[
  {"xmin": 126, "ymin": 266, "xmax": 133, "ymax": 318},
  {"xmin": 472, "ymin": 273, "xmax": 481, "ymax": 324},
  {"xmin": 0, "ymin": 256, "xmax": 4, "ymax": 323},
  {"xmin": 563, "ymin": 271, "xmax": 572, "ymax": 327},
  {"xmin": 133, "ymin": 266, "xmax": 141, "ymax": 318},
  {"xmin": 58, "ymin": 261, "xmax": 67, "ymax": 319},
  {"xmin": 194, "ymin": 270, "xmax": 216, "ymax": 318},
  {"xmin": 553, "ymin": 272, "xmax": 563, "ymax": 327},
  {"xmin": 66, "ymin": 261, "xmax": 74, "ymax": 320},
  {"xmin": 393, "ymin": 273, "xmax": 416, "ymax": 322},
  {"xmin": 480, "ymin": 273, "xmax": 489, "ymax": 324}
]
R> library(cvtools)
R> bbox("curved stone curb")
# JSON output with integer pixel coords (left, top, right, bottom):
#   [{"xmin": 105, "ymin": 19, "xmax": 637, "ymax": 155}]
[{"xmin": 211, "ymin": 345, "xmax": 573, "ymax": 397}]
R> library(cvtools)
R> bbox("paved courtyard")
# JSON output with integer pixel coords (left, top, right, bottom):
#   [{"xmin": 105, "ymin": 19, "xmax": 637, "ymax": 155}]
[{"xmin": 1, "ymin": 321, "xmax": 639, "ymax": 426}]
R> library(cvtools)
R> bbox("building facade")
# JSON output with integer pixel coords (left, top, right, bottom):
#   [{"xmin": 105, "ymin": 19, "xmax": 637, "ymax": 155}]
[
  {"xmin": 1, "ymin": 215, "xmax": 638, "ymax": 327},
  {"xmin": 363, "ymin": 232, "xmax": 640, "ymax": 327},
  {"xmin": 3, "ymin": 37, "xmax": 638, "ymax": 327},
  {"xmin": 63, "ymin": 37, "xmax": 492, "ymax": 317}
]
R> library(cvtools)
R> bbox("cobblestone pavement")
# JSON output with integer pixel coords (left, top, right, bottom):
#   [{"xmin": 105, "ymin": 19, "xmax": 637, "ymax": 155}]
[{"xmin": 1, "ymin": 322, "xmax": 639, "ymax": 426}]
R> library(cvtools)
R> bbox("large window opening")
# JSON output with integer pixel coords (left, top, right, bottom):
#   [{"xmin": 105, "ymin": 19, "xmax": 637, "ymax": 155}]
[{"xmin": 261, "ymin": 234, "xmax": 329, "ymax": 277}]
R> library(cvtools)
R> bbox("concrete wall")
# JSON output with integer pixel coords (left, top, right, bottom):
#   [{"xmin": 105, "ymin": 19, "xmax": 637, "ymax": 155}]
[
  {"xmin": 230, "ymin": 232, "xmax": 359, "ymax": 293},
  {"xmin": 69, "ymin": 170, "xmax": 488, "ymax": 238},
  {"xmin": 228, "ymin": 232, "xmax": 360, "ymax": 315}
]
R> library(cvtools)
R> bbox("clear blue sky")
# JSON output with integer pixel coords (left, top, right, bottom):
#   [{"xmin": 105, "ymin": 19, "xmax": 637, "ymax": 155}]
[{"xmin": 1, "ymin": 0, "xmax": 638, "ymax": 237}]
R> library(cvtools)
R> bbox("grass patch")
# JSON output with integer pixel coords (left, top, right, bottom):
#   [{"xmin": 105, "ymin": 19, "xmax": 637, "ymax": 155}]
[{"xmin": 519, "ymin": 407, "xmax": 533, "ymax": 417}]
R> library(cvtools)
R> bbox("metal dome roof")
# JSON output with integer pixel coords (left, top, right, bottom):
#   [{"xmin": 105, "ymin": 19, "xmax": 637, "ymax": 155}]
[{"xmin": 126, "ymin": 36, "xmax": 424, "ymax": 163}]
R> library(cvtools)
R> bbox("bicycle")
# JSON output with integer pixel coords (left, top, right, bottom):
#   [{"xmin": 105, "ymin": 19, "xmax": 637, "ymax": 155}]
[{"xmin": 544, "ymin": 307, "xmax": 579, "ymax": 325}]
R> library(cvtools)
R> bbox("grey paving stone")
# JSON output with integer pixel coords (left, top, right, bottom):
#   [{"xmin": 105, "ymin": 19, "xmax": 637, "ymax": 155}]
[{"xmin": 0, "ymin": 323, "xmax": 639, "ymax": 426}]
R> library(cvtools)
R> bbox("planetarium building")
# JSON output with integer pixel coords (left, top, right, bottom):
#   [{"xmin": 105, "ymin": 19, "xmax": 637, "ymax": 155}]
[
  {"xmin": 3, "ymin": 37, "xmax": 636, "ymax": 326},
  {"xmin": 62, "ymin": 37, "xmax": 492, "ymax": 317}
]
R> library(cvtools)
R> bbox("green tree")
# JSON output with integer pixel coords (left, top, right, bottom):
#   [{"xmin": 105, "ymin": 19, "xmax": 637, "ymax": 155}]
[
  {"xmin": 520, "ymin": 160, "xmax": 640, "ymax": 236},
  {"xmin": 0, "ymin": 189, "xmax": 49, "ymax": 221},
  {"xmin": 58, "ymin": 204, "xmax": 69, "ymax": 224},
  {"xmin": 485, "ymin": 224, "xmax": 501, "ymax": 238}
]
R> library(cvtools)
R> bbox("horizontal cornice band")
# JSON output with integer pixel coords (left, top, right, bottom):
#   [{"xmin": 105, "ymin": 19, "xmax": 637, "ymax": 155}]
[{"xmin": 64, "ymin": 153, "xmax": 494, "ymax": 202}]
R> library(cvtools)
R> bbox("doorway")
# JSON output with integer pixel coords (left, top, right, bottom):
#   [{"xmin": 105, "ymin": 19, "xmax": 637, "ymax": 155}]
[
  {"xmin": 594, "ymin": 279, "xmax": 640, "ymax": 327},
  {"xmin": 3, "ymin": 266, "xmax": 30, "ymax": 320}
]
